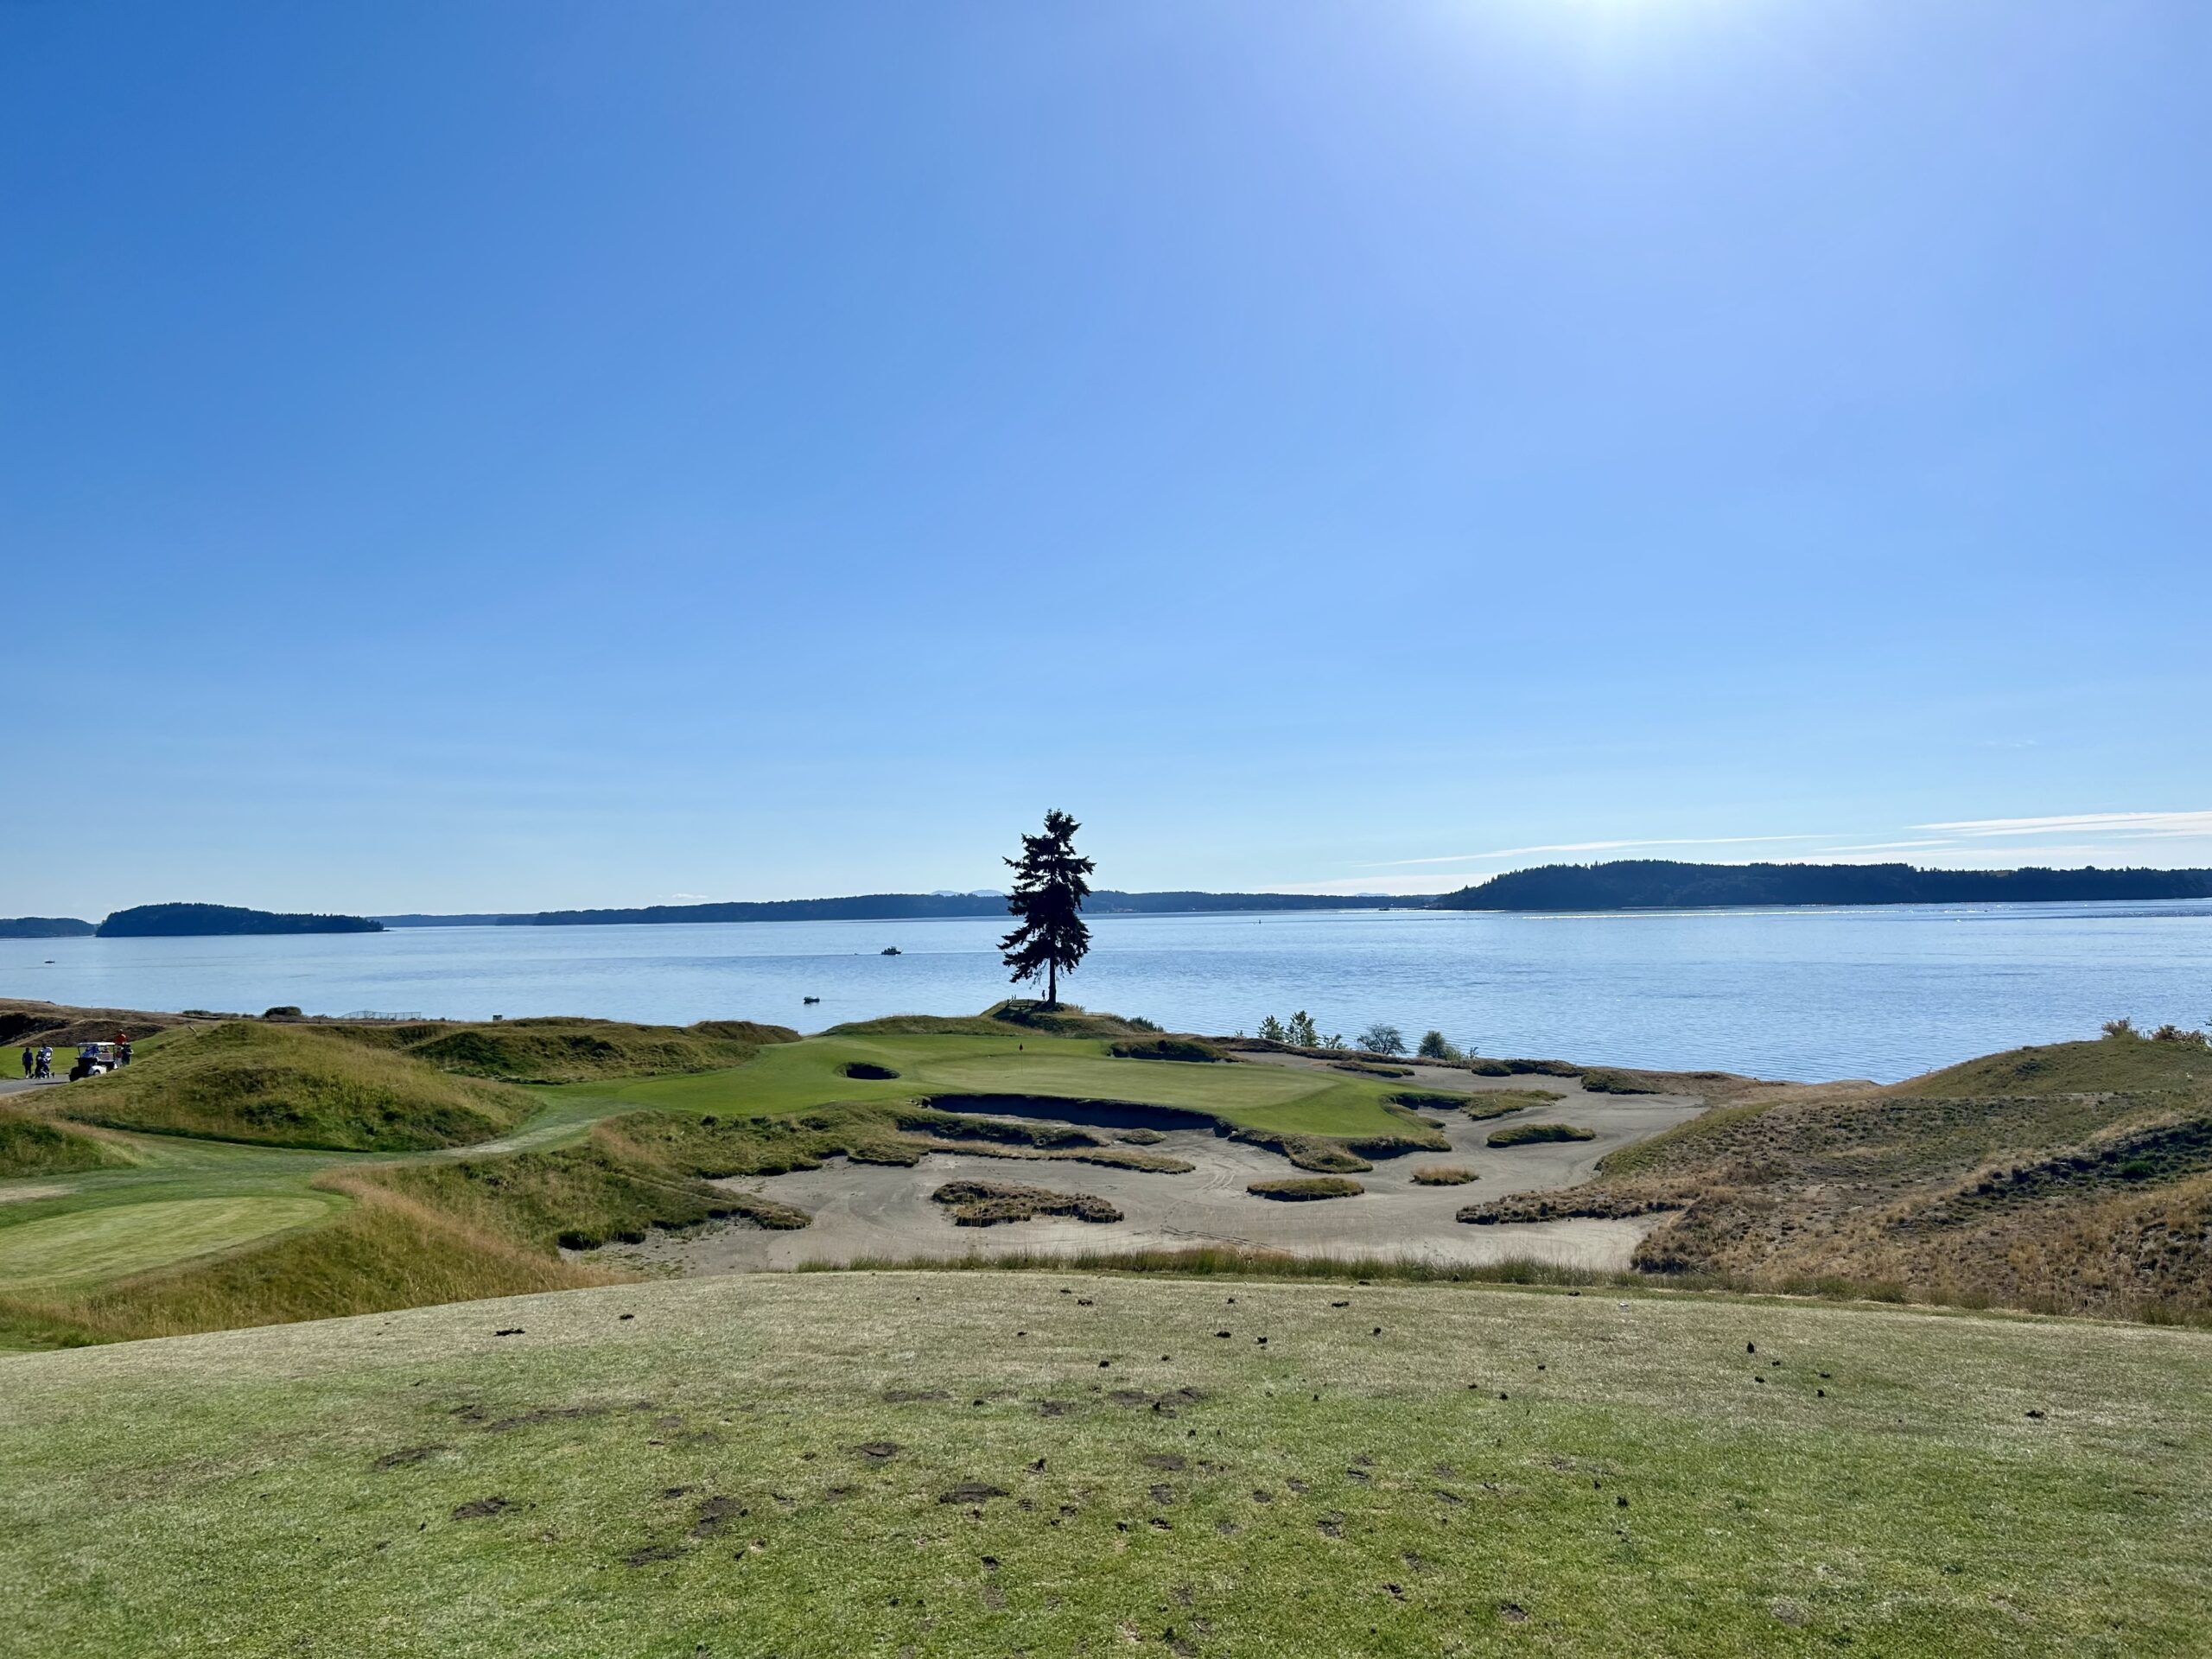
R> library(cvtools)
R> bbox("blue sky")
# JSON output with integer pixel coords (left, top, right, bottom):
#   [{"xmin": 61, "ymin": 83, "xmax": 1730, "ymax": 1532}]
[{"xmin": 4, "ymin": 1, "xmax": 2208, "ymax": 916}]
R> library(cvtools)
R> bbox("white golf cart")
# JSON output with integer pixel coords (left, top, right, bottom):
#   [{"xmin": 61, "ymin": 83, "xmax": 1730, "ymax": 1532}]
[{"xmin": 67, "ymin": 1041, "xmax": 118, "ymax": 1082}]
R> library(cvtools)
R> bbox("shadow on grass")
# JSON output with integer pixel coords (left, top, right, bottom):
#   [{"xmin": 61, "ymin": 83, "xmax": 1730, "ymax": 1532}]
[{"xmin": 791, "ymin": 1245, "xmax": 2212, "ymax": 1327}]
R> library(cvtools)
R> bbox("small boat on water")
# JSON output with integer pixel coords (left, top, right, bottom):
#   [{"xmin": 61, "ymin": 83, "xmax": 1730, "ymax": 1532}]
[
  {"xmin": 880, "ymin": 945, "xmax": 902, "ymax": 956},
  {"xmin": 803, "ymin": 995, "xmax": 821, "ymax": 1005}
]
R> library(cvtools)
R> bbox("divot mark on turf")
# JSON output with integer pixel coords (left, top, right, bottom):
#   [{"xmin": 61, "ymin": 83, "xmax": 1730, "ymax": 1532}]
[
  {"xmin": 480, "ymin": 1403, "xmax": 613, "ymax": 1434},
  {"xmin": 452, "ymin": 1497, "xmax": 512, "ymax": 1520},
  {"xmin": 371, "ymin": 1445, "xmax": 443, "ymax": 1470},
  {"xmin": 855, "ymin": 1440, "xmax": 902, "ymax": 1461},
  {"xmin": 1106, "ymin": 1388, "xmax": 1203, "ymax": 1413},
  {"xmin": 939, "ymin": 1482, "xmax": 1009, "ymax": 1504},
  {"xmin": 690, "ymin": 1497, "xmax": 746, "ymax": 1537},
  {"xmin": 883, "ymin": 1389, "xmax": 950, "ymax": 1403},
  {"xmin": 624, "ymin": 1543, "xmax": 688, "ymax": 1567}
]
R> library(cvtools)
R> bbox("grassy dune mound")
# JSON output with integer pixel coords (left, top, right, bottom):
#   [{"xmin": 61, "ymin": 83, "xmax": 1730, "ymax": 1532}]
[
  {"xmin": 1904, "ymin": 1034, "xmax": 2208, "ymax": 1096},
  {"xmin": 1488, "ymin": 1122, "xmax": 1599, "ymax": 1147},
  {"xmin": 1248, "ymin": 1176, "xmax": 1363, "ymax": 1200},
  {"xmin": 1579, "ymin": 1068, "xmax": 1658, "ymax": 1095},
  {"xmin": 0, "ymin": 1110, "xmax": 130, "ymax": 1179},
  {"xmin": 1106, "ymin": 1036, "xmax": 1225, "ymax": 1063},
  {"xmin": 929, "ymin": 1179, "xmax": 1122, "ymax": 1226},
  {"xmin": 328, "ymin": 1015, "xmax": 798, "ymax": 1084},
  {"xmin": 56, "ymin": 1022, "xmax": 536, "ymax": 1152},
  {"xmin": 366, "ymin": 1134, "xmax": 810, "ymax": 1254},
  {"xmin": 1460, "ymin": 1038, "xmax": 2212, "ymax": 1319},
  {"xmin": 823, "ymin": 1014, "xmax": 1014, "ymax": 1038},
  {"xmin": 0, "ymin": 998, "xmax": 181, "ymax": 1046},
  {"xmin": 1412, "ymin": 1165, "xmax": 1478, "ymax": 1185}
]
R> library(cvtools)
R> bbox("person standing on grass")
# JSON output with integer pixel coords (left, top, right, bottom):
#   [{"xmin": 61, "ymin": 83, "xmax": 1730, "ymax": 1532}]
[
  {"xmin": 17, "ymin": 1046, "xmax": 29, "ymax": 1079},
  {"xmin": 35, "ymin": 1045, "xmax": 52, "ymax": 1078}
]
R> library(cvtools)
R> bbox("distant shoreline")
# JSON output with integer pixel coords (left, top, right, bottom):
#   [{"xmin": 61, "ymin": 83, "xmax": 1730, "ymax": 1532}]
[
  {"xmin": 11, "ymin": 861, "xmax": 2212, "ymax": 939},
  {"xmin": 373, "ymin": 891, "xmax": 1417, "ymax": 928}
]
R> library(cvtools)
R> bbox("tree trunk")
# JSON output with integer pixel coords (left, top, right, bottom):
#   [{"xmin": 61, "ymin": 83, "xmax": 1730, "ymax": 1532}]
[{"xmin": 1046, "ymin": 959, "xmax": 1058, "ymax": 1009}]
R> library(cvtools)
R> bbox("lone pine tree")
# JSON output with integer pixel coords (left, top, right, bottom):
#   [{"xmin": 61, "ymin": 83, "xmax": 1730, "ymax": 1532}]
[{"xmin": 1000, "ymin": 809, "xmax": 1094, "ymax": 1008}]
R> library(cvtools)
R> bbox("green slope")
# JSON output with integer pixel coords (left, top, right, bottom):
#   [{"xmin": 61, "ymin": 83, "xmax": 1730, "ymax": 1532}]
[
  {"xmin": 582, "ymin": 1027, "xmax": 1436, "ymax": 1140},
  {"xmin": 1, "ymin": 1271, "xmax": 2205, "ymax": 1657},
  {"xmin": 56, "ymin": 1022, "xmax": 537, "ymax": 1152},
  {"xmin": 0, "ymin": 1109, "xmax": 130, "ymax": 1179}
]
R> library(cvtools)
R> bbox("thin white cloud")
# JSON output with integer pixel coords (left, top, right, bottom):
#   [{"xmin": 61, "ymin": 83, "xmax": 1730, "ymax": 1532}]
[
  {"xmin": 1807, "ymin": 839, "xmax": 1964, "ymax": 855},
  {"xmin": 1365, "ymin": 833, "xmax": 1831, "ymax": 869},
  {"xmin": 1270, "ymin": 875, "xmax": 1474, "ymax": 896},
  {"xmin": 1793, "ymin": 842, "xmax": 2199, "ymax": 868},
  {"xmin": 1912, "ymin": 810, "xmax": 2212, "ymax": 839}
]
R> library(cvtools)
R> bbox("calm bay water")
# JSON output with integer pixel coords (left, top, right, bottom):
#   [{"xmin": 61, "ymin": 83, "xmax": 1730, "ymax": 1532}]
[{"xmin": 8, "ymin": 903, "xmax": 2209, "ymax": 1083}]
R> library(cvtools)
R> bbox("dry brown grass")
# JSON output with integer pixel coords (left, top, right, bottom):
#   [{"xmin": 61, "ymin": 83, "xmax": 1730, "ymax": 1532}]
[
  {"xmin": 927, "ymin": 1179, "xmax": 1122, "ymax": 1226},
  {"xmin": 1247, "ymin": 1176, "xmax": 1363, "ymax": 1201},
  {"xmin": 1458, "ymin": 1039, "xmax": 2212, "ymax": 1320},
  {"xmin": 1410, "ymin": 1165, "xmax": 1477, "ymax": 1185}
]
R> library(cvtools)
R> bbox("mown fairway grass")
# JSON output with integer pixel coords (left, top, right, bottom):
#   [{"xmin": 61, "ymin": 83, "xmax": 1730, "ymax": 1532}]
[
  {"xmin": 2, "ymin": 1270, "xmax": 2206, "ymax": 1657},
  {"xmin": 0, "ymin": 1194, "xmax": 338, "ymax": 1292}
]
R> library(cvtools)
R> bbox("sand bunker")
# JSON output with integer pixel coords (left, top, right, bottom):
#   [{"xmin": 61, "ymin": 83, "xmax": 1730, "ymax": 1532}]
[{"xmin": 594, "ymin": 1074, "xmax": 1703, "ymax": 1274}]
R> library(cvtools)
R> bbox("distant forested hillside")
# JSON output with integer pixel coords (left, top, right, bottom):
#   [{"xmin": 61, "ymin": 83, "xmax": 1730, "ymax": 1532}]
[
  {"xmin": 0, "ymin": 917, "xmax": 94, "ymax": 938},
  {"xmin": 97, "ymin": 903, "xmax": 385, "ymax": 937},
  {"xmin": 1433, "ymin": 861, "xmax": 2212, "ymax": 912},
  {"xmin": 481, "ymin": 891, "xmax": 1411, "ymax": 926},
  {"xmin": 375, "ymin": 913, "xmax": 517, "ymax": 928}
]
